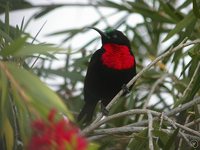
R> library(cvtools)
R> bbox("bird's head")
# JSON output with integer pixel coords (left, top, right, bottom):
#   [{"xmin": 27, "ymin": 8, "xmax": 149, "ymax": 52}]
[
  {"xmin": 88, "ymin": 27, "xmax": 135, "ymax": 70},
  {"xmin": 89, "ymin": 27, "xmax": 131, "ymax": 48}
]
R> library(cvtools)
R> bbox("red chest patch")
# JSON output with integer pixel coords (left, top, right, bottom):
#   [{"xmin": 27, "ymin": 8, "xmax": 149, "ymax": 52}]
[{"xmin": 102, "ymin": 43, "xmax": 135, "ymax": 70}]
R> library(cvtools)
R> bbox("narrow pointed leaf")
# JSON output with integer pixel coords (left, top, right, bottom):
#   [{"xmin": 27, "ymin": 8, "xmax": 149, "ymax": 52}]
[
  {"xmin": 1, "ymin": 62, "xmax": 73, "ymax": 120},
  {"xmin": 162, "ymin": 12, "xmax": 196, "ymax": 42},
  {"xmin": 0, "ymin": 36, "xmax": 27, "ymax": 56},
  {"xmin": 3, "ymin": 118, "xmax": 14, "ymax": 150},
  {"xmin": 193, "ymin": 0, "xmax": 200, "ymax": 18}
]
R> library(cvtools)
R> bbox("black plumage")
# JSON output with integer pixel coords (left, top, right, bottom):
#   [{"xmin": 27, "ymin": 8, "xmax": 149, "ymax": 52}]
[{"xmin": 78, "ymin": 28, "xmax": 136, "ymax": 123}]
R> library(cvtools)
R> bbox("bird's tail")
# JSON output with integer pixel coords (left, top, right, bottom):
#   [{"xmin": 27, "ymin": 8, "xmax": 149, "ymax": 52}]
[{"xmin": 78, "ymin": 102, "xmax": 97, "ymax": 124}]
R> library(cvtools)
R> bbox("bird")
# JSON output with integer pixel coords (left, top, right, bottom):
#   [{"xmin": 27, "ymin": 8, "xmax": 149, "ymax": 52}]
[{"xmin": 78, "ymin": 27, "xmax": 136, "ymax": 124}]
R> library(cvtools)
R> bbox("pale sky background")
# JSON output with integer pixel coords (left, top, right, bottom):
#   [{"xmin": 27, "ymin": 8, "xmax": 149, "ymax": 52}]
[
  {"xmin": 0, "ymin": 0, "xmax": 144, "ymax": 85},
  {"xmin": 1, "ymin": 0, "xmax": 191, "ymax": 106},
  {"xmin": 4, "ymin": 0, "xmax": 144, "ymax": 46},
  {"xmin": 1, "ymin": 0, "xmax": 144, "ymax": 68}
]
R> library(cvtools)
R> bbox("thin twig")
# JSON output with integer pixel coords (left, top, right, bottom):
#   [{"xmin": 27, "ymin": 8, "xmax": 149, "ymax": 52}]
[
  {"xmin": 82, "ymin": 107, "xmax": 200, "ymax": 138},
  {"xmin": 145, "ymin": 74, "xmax": 169, "ymax": 109},
  {"xmin": 87, "ymin": 135, "xmax": 106, "ymax": 141},
  {"xmin": 92, "ymin": 4, "xmax": 110, "ymax": 27},
  {"xmin": 166, "ymin": 96, "xmax": 200, "ymax": 116},
  {"xmin": 83, "ymin": 107, "xmax": 198, "ymax": 136},
  {"xmin": 107, "ymin": 38, "xmax": 200, "ymax": 112},
  {"xmin": 182, "ymin": 62, "xmax": 200, "ymax": 98},
  {"xmin": 82, "ymin": 109, "xmax": 160, "ymax": 135},
  {"xmin": 163, "ymin": 115, "xmax": 200, "ymax": 137},
  {"xmin": 178, "ymin": 114, "xmax": 192, "ymax": 150},
  {"xmin": 107, "ymin": 38, "xmax": 190, "ymax": 111},
  {"xmin": 156, "ymin": 112, "xmax": 165, "ymax": 144},
  {"xmin": 128, "ymin": 96, "xmax": 200, "ymax": 127},
  {"xmin": 92, "ymin": 127, "xmax": 200, "ymax": 141},
  {"xmin": 176, "ymin": 61, "xmax": 200, "ymax": 106},
  {"xmin": 148, "ymin": 111, "xmax": 154, "ymax": 150},
  {"xmin": 165, "ymin": 116, "xmax": 193, "ymax": 147},
  {"xmin": 159, "ymin": 112, "xmax": 165, "ymax": 131},
  {"xmin": 139, "ymin": 74, "xmax": 169, "ymax": 121},
  {"xmin": 82, "ymin": 38, "xmax": 200, "ymax": 134},
  {"xmin": 94, "ymin": 126, "xmax": 146, "ymax": 135},
  {"xmin": 185, "ymin": 118, "xmax": 200, "ymax": 127},
  {"xmin": 90, "ymin": 39, "xmax": 189, "ymax": 125}
]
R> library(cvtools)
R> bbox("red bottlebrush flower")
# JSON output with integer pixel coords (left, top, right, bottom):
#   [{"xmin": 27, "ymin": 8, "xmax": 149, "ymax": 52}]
[{"xmin": 28, "ymin": 109, "xmax": 88, "ymax": 150}]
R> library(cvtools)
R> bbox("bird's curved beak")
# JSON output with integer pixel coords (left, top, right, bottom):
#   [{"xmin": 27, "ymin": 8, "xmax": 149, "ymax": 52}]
[{"xmin": 88, "ymin": 27, "xmax": 109, "ymax": 40}]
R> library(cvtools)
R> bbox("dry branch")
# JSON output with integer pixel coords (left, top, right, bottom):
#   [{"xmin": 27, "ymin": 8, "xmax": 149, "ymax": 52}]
[{"xmin": 82, "ymin": 38, "xmax": 200, "ymax": 136}]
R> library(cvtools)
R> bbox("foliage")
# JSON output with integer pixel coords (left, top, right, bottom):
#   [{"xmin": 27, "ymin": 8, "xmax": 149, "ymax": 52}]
[{"xmin": 0, "ymin": 0, "xmax": 200, "ymax": 150}]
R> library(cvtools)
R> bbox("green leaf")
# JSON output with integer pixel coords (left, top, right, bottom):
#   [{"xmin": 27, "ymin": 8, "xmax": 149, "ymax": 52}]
[
  {"xmin": 174, "ymin": 60, "xmax": 200, "ymax": 107},
  {"xmin": 20, "ymin": 17, "xmax": 25, "ymax": 31},
  {"xmin": 190, "ymin": 69, "xmax": 200, "ymax": 97},
  {"xmin": 99, "ymin": 0, "xmax": 174, "ymax": 23},
  {"xmin": 0, "ymin": 0, "xmax": 33, "ymax": 14},
  {"xmin": 159, "ymin": 0, "xmax": 183, "ymax": 22},
  {"xmin": 3, "ymin": 118, "xmax": 14, "ymax": 150},
  {"xmin": 0, "ymin": 28, "xmax": 13, "ymax": 43},
  {"xmin": 1, "ymin": 37, "xmax": 64, "ymax": 57},
  {"xmin": 128, "ymin": 129, "xmax": 148, "ymax": 150},
  {"xmin": 193, "ymin": 0, "xmax": 200, "ymax": 18},
  {"xmin": 188, "ymin": 44, "xmax": 200, "ymax": 60},
  {"xmin": 47, "ymin": 28, "xmax": 82, "ymax": 36},
  {"xmin": 128, "ymin": 2, "xmax": 174, "ymax": 23},
  {"xmin": 34, "ymin": 5, "xmax": 62, "ymax": 19},
  {"xmin": 2, "ymin": 62, "xmax": 73, "ymax": 120},
  {"xmin": 153, "ymin": 130, "xmax": 169, "ymax": 148},
  {"xmin": 98, "ymin": 0, "xmax": 129, "ymax": 11},
  {"xmin": 162, "ymin": 12, "xmax": 196, "ymax": 42},
  {"xmin": 177, "ymin": 0, "xmax": 192, "ymax": 11},
  {"xmin": 0, "ymin": 70, "xmax": 9, "ymax": 135},
  {"xmin": 87, "ymin": 143, "xmax": 100, "ymax": 150},
  {"xmin": 5, "ymin": 2, "xmax": 9, "ymax": 35},
  {"xmin": 35, "ymin": 68, "xmax": 83, "ymax": 81},
  {"xmin": 163, "ymin": 128, "xmax": 179, "ymax": 150},
  {"xmin": 179, "ymin": 60, "xmax": 192, "ymax": 78},
  {"xmin": 15, "ymin": 44, "xmax": 63, "ymax": 56},
  {"xmin": 0, "ymin": 36, "xmax": 28, "ymax": 56},
  {"xmin": 12, "ymin": 87, "xmax": 31, "ymax": 144}
]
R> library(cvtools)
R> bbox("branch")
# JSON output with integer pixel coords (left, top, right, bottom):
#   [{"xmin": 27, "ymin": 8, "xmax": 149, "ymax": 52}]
[
  {"xmin": 82, "ymin": 109, "xmax": 160, "ymax": 135},
  {"xmin": 185, "ymin": 118, "xmax": 200, "ymax": 127},
  {"xmin": 94, "ymin": 126, "xmax": 146, "ymax": 135},
  {"xmin": 139, "ymin": 74, "xmax": 169, "ymax": 121},
  {"xmin": 163, "ymin": 115, "xmax": 192, "ymax": 147},
  {"xmin": 175, "ymin": 61, "xmax": 200, "ymax": 106},
  {"xmin": 129, "ymin": 96, "xmax": 200, "ymax": 127},
  {"xmin": 82, "ymin": 38, "xmax": 200, "ymax": 134},
  {"xmin": 83, "ymin": 107, "xmax": 200, "ymax": 138},
  {"xmin": 148, "ymin": 111, "xmax": 154, "ymax": 150},
  {"xmin": 166, "ymin": 96, "xmax": 200, "ymax": 116},
  {"xmin": 178, "ymin": 114, "xmax": 192, "ymax": 149},
  {"xmin": 182, "ymin": 62, "xmax": 200, "ymax": 98},
  {"xmin": 93, "ymin": 127, "xmax": 200, "ymax": 141},
  {"xmin": 107, "ymin": 38, "xmax": 200, "ymax": 112},
  {"xmin": 87, "ymin": 135, "xmax": 106, "ymax": 141},
  {"xmin": 148, "ymin": 74, "xmax": 169, "ymax": 106}
]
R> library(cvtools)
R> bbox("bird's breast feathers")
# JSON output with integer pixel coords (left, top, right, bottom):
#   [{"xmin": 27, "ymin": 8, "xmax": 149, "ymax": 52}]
[{"xmin": 101, "ymin": 43, "xmax": 135, "ymax": 70}]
